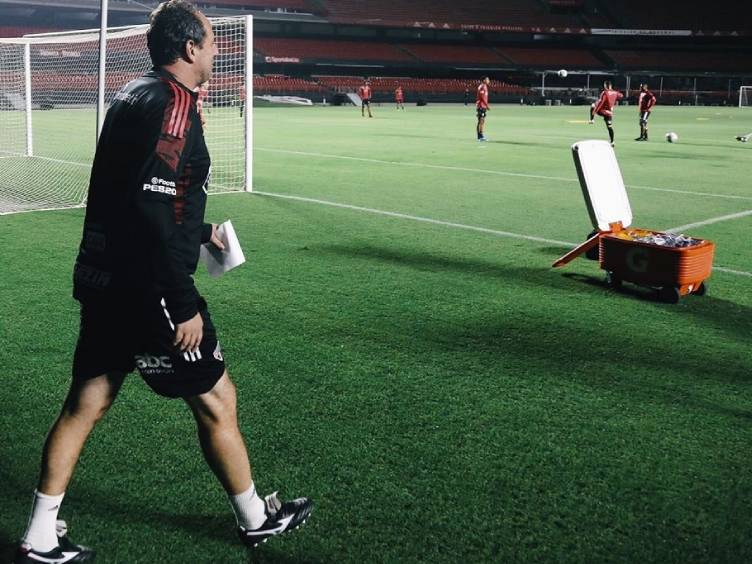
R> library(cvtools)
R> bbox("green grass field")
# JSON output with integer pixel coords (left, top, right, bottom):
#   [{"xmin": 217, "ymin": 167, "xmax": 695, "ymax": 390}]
[{"xmin": 1, "ymin": 103, "xmax": 751, "ymax": 563}]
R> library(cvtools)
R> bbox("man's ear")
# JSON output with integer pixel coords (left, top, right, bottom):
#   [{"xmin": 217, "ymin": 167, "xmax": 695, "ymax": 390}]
[{"xmin": 183, "ymin": 39, "xmax": 198, "ymax": 63}]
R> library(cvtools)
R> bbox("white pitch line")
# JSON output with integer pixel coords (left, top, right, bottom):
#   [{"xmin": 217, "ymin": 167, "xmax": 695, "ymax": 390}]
[
  {"xmin": 31, "ymin": 155, "xmax": 92, "ymax": 169},
  {"xmin": 257, "ymin": 147, "xmax": 573, "ymax": 182},
  {"xmin": 714, "ymin": 267, "xmax": 752, "ymax": 278},
  {"xmin": 667, "ymin": 209, "xmax": 752, "ymax": 233},
  {"xmin": 255, "ymin": 191, "xmax": 576, "ymax": 247},
  {"xmin": 0, "ymin": 203, "xmax": 85, "ymax": 216},
  {"xmin": 253, "ymin": 190, "xmax": 752, "ymax": 279},
  {"xmin": 256, "ymin": 147, "xmax": 752, "ymax": 202}
]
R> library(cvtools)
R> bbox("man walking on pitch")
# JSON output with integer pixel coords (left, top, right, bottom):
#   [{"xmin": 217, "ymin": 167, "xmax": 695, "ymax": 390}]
[
  {"xmin": 476, "ymin": 76, "xmax": 490, "ymax": 141},
  {"xmin": 359, "ymin": 79, "xmax": 373, "ymax": 117},
  {"xmin": 395, "ymin": 85, "xmax": 404, "ymax": 110},
  {"xmin": 592, "ymin": 80, "xmax": 623, "ymax": 146},
  {"xmin": 14, "ymin": 2, "xmax": 312, "ymax": 562},
  {"xmin": 635, "ymin": 83, "xmax": 656, "ymax": 141}
]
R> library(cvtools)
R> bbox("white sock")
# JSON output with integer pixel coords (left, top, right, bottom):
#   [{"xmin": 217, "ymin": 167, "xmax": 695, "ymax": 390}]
[
  {"xmin": 229, "ymin": 483, "xmax": 267, "ymax": 530},
  {"xmin": 22, "ymin": 490, "xmax": 64, "ymax": 552}
]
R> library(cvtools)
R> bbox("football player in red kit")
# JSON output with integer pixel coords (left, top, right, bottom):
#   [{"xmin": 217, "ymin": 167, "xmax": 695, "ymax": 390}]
[
  {"xmin": 476, "ymin": 76, "xmax": 490, "ymax": 141},
  {"xmin": 395, "ymin": 85, "xmax": 404, "ymax": 110},
  {"xmin": 358, "ymin": 80, "xmax": 373, "ymax": 117},
  {"xmin": 592, "ymin": 80, "xmax": 624, "ymax": 146},
  {"xmin": 635, "ymin": 83, "xmax": 657, "ymax": 141}
]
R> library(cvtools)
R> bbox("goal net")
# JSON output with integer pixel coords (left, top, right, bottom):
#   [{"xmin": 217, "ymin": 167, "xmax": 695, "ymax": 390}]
[
  {"xmin": 740, "ymin": 86, "xmax": 752, "ymax": 108},
  {"xmin": 0, "ymin": 16, "xmax": 252, "ymax": 215}
]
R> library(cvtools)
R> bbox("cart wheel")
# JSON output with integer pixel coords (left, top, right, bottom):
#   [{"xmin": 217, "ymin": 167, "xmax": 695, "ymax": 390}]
[
  {"xmin": 585, "ymin": 230, "xmax": 599, "ymax": 261},
  {"xmin": 605, "ymin": 271, "xmax": 622, "ymax": 289},
  {"xmin": 658, "ymin": 286, "xmax": 681, "ymax": 304},
  {"xmin": 693, "ymin": 282, "xmax": 708, "ymax": 296}
]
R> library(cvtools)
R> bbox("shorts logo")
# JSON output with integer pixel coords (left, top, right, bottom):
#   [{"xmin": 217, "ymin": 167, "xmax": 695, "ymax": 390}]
[
  {"xmin": 213, "ymin": 342, "xmax": 223, "ymax": 361},
  {"xmin": 143, "ymin": 177, "xmax": 177, "ymax": 196},
  {"xmin": 135, "ymin": 354, "xmax": 173, "ymax": 374}
]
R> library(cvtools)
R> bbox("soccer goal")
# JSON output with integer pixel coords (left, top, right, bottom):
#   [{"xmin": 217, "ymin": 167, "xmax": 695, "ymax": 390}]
[
  {"xmin": 739, "ymin": 86, "xmax": 752, "ymax": 108},
  {"xmin": 0, "ymin": 16, "xmax": 253, "ymax": 215}
]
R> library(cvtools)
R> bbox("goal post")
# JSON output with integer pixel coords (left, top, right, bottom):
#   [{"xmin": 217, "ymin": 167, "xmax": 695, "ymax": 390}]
[
  {"xmin": 0, "ymin": 15, "xmax": 253, "ymax": 215},
  {"xmin": 740, "ymin": 86, "xmax": 752, "ymax": 108}
]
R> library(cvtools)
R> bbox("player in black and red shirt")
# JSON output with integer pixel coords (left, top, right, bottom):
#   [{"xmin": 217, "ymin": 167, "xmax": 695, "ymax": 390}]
[
  {"xmin": 358, "ymin": 80, "xmax": 373, "ymax": 117},
  {"xmin": 476, "ymin": 76, "xmax": 490, "ymax": 141},
  {"xmin": 592, "ymin": 80, "xmax": 624, "ymax": 146},
  {"xmin": 15, "ymin": 3, "xmax": 312, "ymax": 563},
  {"xmin": 635, "ymin": 83, "xmax": 657, "ymax": 141}
]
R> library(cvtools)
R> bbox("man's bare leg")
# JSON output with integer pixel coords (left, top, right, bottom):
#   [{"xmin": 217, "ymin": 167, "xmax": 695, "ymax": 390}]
[
  {"xmin": 22, "ymin": 372, "xmax": 125, "ymax": 552},
  {"xmin": 39, "ymin": 372, "xmax": 126, "ymax": 495},
  {"xmin": 184, "ymin": 371, "xmax": 252, "ymax": 495},
  {"xmin": 184, "ymin": 371, "xmax": 269, "ymax": 531},
  {"xmin": 185, "ymin": 371, "xmax": 313, "ymax": 546}
]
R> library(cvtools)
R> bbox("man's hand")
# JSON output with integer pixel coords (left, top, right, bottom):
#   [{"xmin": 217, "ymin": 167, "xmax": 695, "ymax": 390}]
[
  {"xmin": 174, "ymin": 312, "xmax": 203, "ymax": 352},
  {"xmin": 210, "ymin": 223, "xmax": 226, "ymax": 251}
]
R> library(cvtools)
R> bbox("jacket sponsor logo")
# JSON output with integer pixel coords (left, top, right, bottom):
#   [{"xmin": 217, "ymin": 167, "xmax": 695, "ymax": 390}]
[
  {"xmin": 143, "ymin": 177, "xmax": 177, "ymax": 196},
  {"xmin": 113, "ymin": 91, "xmax": 137, "ymax": 105}
]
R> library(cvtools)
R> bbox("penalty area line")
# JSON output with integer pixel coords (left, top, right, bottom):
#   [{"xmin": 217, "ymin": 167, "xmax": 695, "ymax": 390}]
[
  {"xmin": 254, "ymin": 191, "xmax": 576, "ymax": 247},
  {"xmin": 251, "ymin": 190, "xmax": 752, "ymax": 279},
  {"xmin": 666, "ymin": 208, "xmax": 752, "ymax": 233}
]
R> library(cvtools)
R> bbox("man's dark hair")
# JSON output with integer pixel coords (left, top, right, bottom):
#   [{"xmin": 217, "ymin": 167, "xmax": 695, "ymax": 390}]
[
  {"xmin": 147, "ymin": 0, "xmax": 206, "ymax": 67},
  {"xmin": 604, "ymin": 80, "xmax": 612, "ymax": 89}
]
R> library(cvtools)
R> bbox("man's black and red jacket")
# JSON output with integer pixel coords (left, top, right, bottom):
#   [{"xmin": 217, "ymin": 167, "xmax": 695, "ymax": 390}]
[{"xmin": 73, "ymin": 68, "xmax": 213, "ymax": 324}]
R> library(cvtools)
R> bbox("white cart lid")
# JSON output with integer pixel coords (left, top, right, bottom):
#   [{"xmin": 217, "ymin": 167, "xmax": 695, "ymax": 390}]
[{"xmin": 571, "ymin": 140, "xmax": 632, "ymax": 231}]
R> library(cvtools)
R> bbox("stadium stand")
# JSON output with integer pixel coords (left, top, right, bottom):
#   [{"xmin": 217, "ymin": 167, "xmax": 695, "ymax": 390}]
[
  {"xmin": 1, "ymin": 0, "xmax": 748, "ymax": 107},
  {"xmin": 254, "ymin": 74, "xmax": 324, "ymax": 93},
  {"xmin": 499, "ymin": 47, "xmax": 604, "ymax": 68},
  {"xmin": 321, "ymin": 0, "xmax": 585, "ymax": 28},
  {"xmin": 202, "ymin": 0, "xmax": 318, "ymax": 12},
  {"xmin": 254, "ymin": 38, "xmax": 416, "ymax": 62},
  {"xmin": 0, "ymin": 26, "xmax": 65, "ymax": 37},
  {"xmin": 604, "ymin": 0, "xmax": 752, "ymax": 31},
  {"xmin": 606, "ymin": 51, "xmax": 752, "ymax": 73},
  {"xmin": 399, "ymin": 45, "xmax": 508, "ymax": 65}
]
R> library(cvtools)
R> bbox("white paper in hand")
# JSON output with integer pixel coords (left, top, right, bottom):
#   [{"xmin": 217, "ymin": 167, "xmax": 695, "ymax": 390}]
[{"xmin": 200, "ymin": 220, "xmax": 246, "ymax": 277}]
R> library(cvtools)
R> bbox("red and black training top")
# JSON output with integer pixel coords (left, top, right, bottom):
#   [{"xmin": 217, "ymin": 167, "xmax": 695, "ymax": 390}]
[
  {"xmin": 73, "ymin": 68, "xmax": 213, "ymax": 324},
  {"xmin": 638, "ymin": 90, "xmax": 657, "ymax": 112}
]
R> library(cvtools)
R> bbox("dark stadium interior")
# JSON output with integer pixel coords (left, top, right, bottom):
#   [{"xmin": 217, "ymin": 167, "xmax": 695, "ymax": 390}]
[{"xmin": 0, "ymin": 0, "xmax": 750, "ymax": 104}]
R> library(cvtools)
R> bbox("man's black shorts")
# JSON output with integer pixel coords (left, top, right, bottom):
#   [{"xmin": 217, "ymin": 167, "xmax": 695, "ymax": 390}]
[
  {"xmin": 72, "ymin": 294, "xmax": 226, "ymax": 398},
  {"xmin": 639, "ymin": 110, "xmax": 651, "ymax": 123},
  {"xmin": 477, "ymin": 107, "xmax": 487, "ymax": 119},
  {"xmin": 362, "ymin": 99, "xmax": 371, "ymax": 106}
]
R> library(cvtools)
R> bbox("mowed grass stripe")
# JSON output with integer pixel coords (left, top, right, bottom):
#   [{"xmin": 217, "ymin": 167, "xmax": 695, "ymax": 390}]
[{"xmin": 256, "ymin": 146, "xmax": 752, "ymax": 202}]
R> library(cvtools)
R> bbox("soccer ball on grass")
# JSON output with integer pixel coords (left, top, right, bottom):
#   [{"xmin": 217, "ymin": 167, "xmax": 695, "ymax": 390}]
[{"xmin": 665, "ymin": 132, "xmax": 679, "ymax": 143}]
